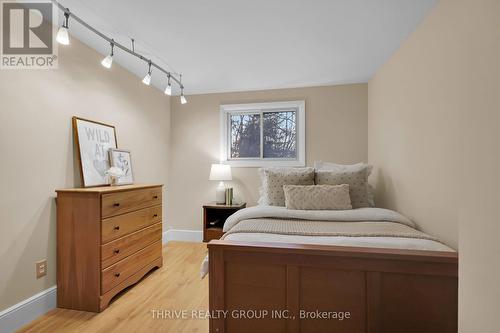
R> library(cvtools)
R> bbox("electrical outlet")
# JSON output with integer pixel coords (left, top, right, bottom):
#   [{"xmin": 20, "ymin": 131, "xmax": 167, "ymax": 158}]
[{"xmin": 36, "ymin": 260, "xmax": 47, "ymax": 279}]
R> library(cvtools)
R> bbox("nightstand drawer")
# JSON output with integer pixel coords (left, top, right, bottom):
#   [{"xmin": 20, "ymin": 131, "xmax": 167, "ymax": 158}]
[
  {"xmin": 101, "ymin": 205, "xmax": 162, "ymax": 243},
  {"xmin": 204, "ymin": 228, "xmax": 224, "ymax": 241},
  {"xmin": 101, "ymin": 223, "xmax": 162, "ymax": 269},
  {"xmin": 102, "ymin": 187, "xmax": 162, "ymax": 218},
  {"xmin": 101, "ymin": 240, "xmax": 162, "ymax": 294}
]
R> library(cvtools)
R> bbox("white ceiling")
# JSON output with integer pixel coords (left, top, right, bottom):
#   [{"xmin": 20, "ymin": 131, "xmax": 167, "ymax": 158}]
[{"xmin": 57, "ymin": 0, "xmax": 437, "ymax": 96}]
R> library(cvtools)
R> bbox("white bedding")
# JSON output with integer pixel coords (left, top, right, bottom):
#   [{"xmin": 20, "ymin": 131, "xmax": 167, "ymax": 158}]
[
  {"xmin": 223, "ymin": 233, "xmax": 452, "ymax": 251},
  {"xmin": 200, "ymin": 206, "xmax": 454, "ymax": 278},
  {"xmin": 223, "ymin": 206, "xmax": 417, "ymax": 231}
]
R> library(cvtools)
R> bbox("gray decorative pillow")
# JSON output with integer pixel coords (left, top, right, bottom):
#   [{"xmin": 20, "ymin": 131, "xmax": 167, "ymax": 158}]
[
  {"xmin": 314, "ymin": 161, "xmax": 375, "ymax": 207},
  {"xmin": 315, "ymin": 168, "xmax": 370, "ymax": 208},
  {"xmin": 284, "ymin": 185, "xmax": 352, "ymax": 210},
  {"xmin": 258, "ymin": 167, "xmax": 315, "ymax": 206}
]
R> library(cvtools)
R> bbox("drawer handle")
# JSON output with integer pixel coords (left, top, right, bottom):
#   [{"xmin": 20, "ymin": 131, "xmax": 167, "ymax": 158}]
[
  {"xmin": 113, "ymin": 202, "xmax": 120, "ymax": 207},
  {"xmin": 114, "ymin": 272, "xmax": 120, "ymax": 277},
  {"xmin": 153, "ymin": 214, "xmax": 158, "ymax": 218},
  {"xmin": 114, "ymin": 226, "xmax": 120, "ymax": 231},
  {"xmin": 114, "ymin": 249, "xmax": 120, "ymax": 254},
  {"xmin": 153, "ymin": 195, "xmax": 158, "ymax": 199}
]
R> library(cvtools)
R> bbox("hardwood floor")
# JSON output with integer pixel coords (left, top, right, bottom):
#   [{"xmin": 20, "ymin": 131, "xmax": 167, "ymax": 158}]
[{"xmin": 18, "ymin": 242, "xmax": 209, "ymax": 333}]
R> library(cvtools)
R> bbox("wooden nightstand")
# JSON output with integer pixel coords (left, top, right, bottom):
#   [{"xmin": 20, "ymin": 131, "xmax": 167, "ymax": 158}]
[{"xmin": 203, "ymin": 202, "xmax": 246, "ymax": 242}]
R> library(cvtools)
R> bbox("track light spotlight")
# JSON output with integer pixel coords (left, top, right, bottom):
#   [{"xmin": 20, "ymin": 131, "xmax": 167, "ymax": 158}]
[
  {"xmin": 101, "ymin": 41, "xmax": 114, "ymax": 69},
  {"xmin": 142, "ymin": 61, "xmax": 152, "ymax": 85},
  {"xmin": 56, "ymin": 11, "xmax": 70, "ymax": 45},
  {"xmin": 164, "ymin": 75, "xmax": 172, "ymax": 95},
  {"xmin": 179, "ymin": 74, "xmax": 187, "ymax": 104},
  {"xmin": 180, "ymin": 89, "xmax": 187, "ymax": 104}
]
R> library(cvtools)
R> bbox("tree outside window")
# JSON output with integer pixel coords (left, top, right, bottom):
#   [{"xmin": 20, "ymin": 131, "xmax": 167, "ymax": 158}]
[{"xmin": 221, "ymin": 101, "xmax": 305, "ymax": 167}]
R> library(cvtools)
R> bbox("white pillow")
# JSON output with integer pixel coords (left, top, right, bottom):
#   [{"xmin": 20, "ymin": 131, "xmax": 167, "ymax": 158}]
[
  {"xmin": 314, "ymin": 161, "xmax": 372, "ymax": 174},
  {"xmin": 314, "ymin": 161, "xmax": 375, "ymax": 207}
]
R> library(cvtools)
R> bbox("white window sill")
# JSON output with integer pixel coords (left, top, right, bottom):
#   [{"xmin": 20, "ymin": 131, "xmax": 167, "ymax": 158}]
[{"xmin": 223, "ymin": 159, "xmax": 306, "ymax": 168}]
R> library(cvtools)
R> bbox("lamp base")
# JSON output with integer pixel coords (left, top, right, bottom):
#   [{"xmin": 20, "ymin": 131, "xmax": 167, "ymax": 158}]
[{"xmin": 215, "ymin": 181, "xmax": 226, "ymax": 204}]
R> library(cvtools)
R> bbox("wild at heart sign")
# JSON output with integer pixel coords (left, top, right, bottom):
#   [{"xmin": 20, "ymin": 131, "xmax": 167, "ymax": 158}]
[{"xmin": 73, "ymin": 117, "xmax": 118, "ymax": 187}]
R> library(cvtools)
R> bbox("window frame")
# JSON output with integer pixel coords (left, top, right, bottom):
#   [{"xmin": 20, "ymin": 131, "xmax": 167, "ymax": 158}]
[{"xmin": 220, "ymin": 100, "xmax": 305, "ymax": 167}]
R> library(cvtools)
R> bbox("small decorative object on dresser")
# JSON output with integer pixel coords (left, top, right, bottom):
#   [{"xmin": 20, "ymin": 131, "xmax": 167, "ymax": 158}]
[
  {"xmin": 203, "ymin": 202, "xmax": 246, "ymax": 242},
  {"xmin": 72, "ymin": 117, "xmax": 118, "ymax": 187},
  {"xmin": 106, "ymin": 167, "xmax": 125, "ymax": 186},
  {"xmin": 209, "ymin": 163, "xmax": 232, "ymax": 204},
  {"xmin": 56, "ymin": 184, "xmax": 163, "ymax": 312},
  {"xmin": 109, "ymin": 148, "xmax": 134, "ymax": 185}
]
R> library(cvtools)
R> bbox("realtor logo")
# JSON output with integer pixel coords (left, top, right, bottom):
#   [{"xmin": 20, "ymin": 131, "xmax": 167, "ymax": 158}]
[{"xmin": 1, "ymin": 0, "xmax": 58, "ymax": 69}]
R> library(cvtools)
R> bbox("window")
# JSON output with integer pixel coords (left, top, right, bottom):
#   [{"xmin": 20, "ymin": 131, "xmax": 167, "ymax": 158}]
[{"xmin": 220, "ymin": 101, "xmax": 305, "ymax": 167}]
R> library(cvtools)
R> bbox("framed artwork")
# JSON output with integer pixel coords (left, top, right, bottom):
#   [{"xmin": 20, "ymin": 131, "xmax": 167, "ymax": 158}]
[
  {"xmin": 72, "ymin": 117, "xmax": 118, "ymax": 187},
  {"xmin": 109, "ymin": 149, "xmax": 134, "ymax": 185}
]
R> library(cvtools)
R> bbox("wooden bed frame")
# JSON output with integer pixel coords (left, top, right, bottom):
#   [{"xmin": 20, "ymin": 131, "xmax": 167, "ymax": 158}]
[{"xmin": 208, "ymin": 240, "xmax": 458, "ymax": 333}]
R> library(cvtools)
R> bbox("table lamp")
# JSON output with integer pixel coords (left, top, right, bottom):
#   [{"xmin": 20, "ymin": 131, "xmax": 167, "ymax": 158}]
[{"xmin": 209, "ymin": 164, "xmax": 232, "ymax": 204}]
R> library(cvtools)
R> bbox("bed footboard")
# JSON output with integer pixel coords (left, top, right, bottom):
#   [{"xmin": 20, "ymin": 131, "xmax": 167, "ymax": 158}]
[{"xmin": 208, "ymin": 240, "xmax": 458, "ymax": 333}]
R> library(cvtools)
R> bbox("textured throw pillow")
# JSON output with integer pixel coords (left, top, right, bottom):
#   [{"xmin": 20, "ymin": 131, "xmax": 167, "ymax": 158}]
[
  {"xmin": 258, "ymin": 167, "xmax": 315, "ymax": 206},
  {"xmin": 315, "ymin": 168, "xmax": 370, "ymax": 208},
  {"xmin": 284, "ymin": 184, "xmax": 352, "ymax": 210},
  {"xmin": 314, "ymin": 161, "xmax": 375, "ymax": 207}
]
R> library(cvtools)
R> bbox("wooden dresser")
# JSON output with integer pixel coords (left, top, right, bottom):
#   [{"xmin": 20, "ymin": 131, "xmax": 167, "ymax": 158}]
[{"xmin": 56, "ymin": 184, "xmax": 163, "ymax": 312}]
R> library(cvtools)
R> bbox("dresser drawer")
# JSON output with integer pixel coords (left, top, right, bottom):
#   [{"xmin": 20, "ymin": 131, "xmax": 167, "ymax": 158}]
[
  {"xmin": 101, "ymin": 223, "xmax": 162, "ymax": 269},
  {"xmin": 101, "ymin": 205, "xmax": 162, "ymax": 243},
  {"xmin": 102, "ymin": 187, "xmax": 162, "ymax": 218},
  {"xmin": 101, "ymin": 240, "xmax": 162, "ymax": 294}
]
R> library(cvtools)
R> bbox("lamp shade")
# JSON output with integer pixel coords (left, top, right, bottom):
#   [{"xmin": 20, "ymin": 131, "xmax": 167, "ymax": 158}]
[{"xmin": 209, "ymin": 164, "xmax": 232, "ymax": 181}]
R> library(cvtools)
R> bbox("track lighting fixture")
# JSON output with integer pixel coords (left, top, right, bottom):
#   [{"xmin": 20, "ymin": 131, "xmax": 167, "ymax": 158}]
[
  {"xmin": 164, "ymin": 74, "xmax": 172, "ymax": 96},
  {"xmin": 142, "ymin": 61, "xmax": 152, "ymax": 85},
  {"xmin": 56, "ymin": 11, "xmax": 70, "ymax": 45},
  {"xmin": 101, "ymin": 41, "xmax": 114, "ymax": 69},
  {"xmin": 52, "ymin": 1, "xmax": 186, "ymax": 100}
]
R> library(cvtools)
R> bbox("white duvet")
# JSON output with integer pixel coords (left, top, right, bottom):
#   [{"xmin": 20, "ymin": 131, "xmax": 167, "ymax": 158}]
[
  {"xmin": 200, "ymin": 206, "xmax": 454, "ymax": 278},
  {"xmin": 223, "ymin": 206, "xmax": 417, "ymax": 231}
]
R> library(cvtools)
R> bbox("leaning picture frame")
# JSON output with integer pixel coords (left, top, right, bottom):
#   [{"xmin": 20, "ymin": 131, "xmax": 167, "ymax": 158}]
[
  {"xmin": 108, "ymin": 148, "xmax": 134, "ymax": 185},
  {"xmin": 72, "ymin": 117, "xmax": 118, "ymax": 187}
]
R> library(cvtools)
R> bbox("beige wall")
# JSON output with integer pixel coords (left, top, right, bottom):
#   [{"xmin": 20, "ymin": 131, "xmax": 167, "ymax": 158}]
[
  {"xmin": 368, "ymin": 0, "xmax": 500, "ymax": 331},
  {"xmin": 168, "ymin": 84, "xmax": 367, "ymax": 230},
  {"xmin": 0, "ymin": 38, "xmax": 171, "ymax": 310},
  {"xmin": 368, "ymin": 1, "xmax": 460, "ymax": 249}
]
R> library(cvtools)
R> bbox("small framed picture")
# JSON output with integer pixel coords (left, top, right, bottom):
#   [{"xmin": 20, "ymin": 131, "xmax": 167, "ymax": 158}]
[{"xmin": 108, "ymin": 149, "xmax": 134, "ymax": 185}]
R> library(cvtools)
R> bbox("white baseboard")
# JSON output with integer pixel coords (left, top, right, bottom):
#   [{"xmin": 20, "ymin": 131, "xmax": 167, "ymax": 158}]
[
  {"xmin": 163, "ymin": 229, "xmax": 203, "ymax": 243},
  {"xmin": 0, "ymin": 230, "xmax": 200, "ymax": 333},
  {"xmin": 0, "ymin": 286, "xmax": 56, "ymax": 333}
]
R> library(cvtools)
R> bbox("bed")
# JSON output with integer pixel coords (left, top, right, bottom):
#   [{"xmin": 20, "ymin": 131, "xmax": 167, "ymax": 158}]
[{"xmin": 206, "ymin": 206, "xmax": 458, "ymax": 333}]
